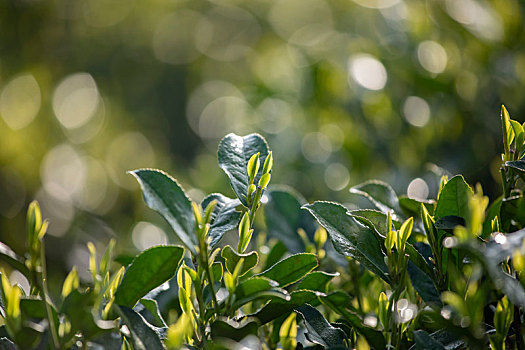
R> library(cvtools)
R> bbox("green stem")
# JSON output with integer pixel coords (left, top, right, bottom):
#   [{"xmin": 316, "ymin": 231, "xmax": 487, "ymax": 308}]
[
  {"xmin": 203, "ymin": 260, "xmax": 219, "ymax": 314},
  {"xmin": 40, "ymin": 240, "xmax": 60, "ymax": 350}
]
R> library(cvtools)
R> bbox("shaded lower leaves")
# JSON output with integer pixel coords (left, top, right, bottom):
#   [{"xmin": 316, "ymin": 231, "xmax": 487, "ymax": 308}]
[
  {"xmin": 264, "ymin": 188, "xmax": 317, "ymax": 253},
  {"xmin": 295, "ymin": 304, "xmax": 347, "ymax": 348},
  {"xmin": 116, "ymin": 306, "xmax": 165, "ymax": 350}
]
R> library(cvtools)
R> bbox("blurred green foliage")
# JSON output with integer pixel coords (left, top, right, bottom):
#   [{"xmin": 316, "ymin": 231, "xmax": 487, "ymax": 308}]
[{"xmin": 1, "ymin": 0, "xmax": 524, "ymax": 278}]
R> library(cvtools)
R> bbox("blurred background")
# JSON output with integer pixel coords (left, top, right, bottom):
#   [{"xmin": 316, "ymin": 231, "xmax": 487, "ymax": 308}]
[{"xmin": 1, "ymin": 0, "xmax": 524, "ymax": 282}]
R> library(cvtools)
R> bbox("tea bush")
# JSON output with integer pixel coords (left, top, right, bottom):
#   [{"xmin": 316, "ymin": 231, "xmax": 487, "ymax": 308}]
[{"xmin": 2, "ymin": 106, "xmax": 525, "ymax": 349}]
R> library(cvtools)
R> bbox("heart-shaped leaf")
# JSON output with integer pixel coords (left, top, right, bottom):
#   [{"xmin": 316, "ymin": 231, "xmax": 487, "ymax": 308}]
[
  {"xmin": 130, "ymin": 169, "xmax": 196, "ymax": 253},
  {"xmin": 218, "ymin": 133, "xmax": 270, "ymax": 206}
]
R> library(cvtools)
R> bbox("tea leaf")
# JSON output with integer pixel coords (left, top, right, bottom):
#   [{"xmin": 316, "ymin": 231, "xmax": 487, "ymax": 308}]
[
  {"xmin": 130, "ymin": 169, "xmax": 196, "ymax": 253},
  {"xmin": 251, "ymin": 290, "xmax": 321, "ymax": 325},
  {"xmin": 232, "ymin": 277, "xmax": 289, "ymax": 310},
  {"xmin": 256, "ymin": 253, "xmax": 318, "ymax": 287},
  {"xmin": 413, "ymin": 330, "xmax": 446, "ymax": 350},
  {"xmin": 295, "ymin": 304, "xmax": 347, "ymax": 348},
  {"xmin": 295, "ymin": 271, "xmax": 338, "ymax": 293},
  {"xmin": 116, "ymin": 305, "xmax": 165, "ymax": 350},
  {"xmin": 221, "ymin": 245, "xmax": 258, "ymax": 277},
  {"xmin": 320, "ymin": 291, "xmax": 386, "ymax": 349},
  {"xmin": 114, "ymin": 245, "xmax": 184, "ymax": 308},
  {"xmin": 200, "ymin": 193, "xmax": 241, "ymax": 248},
  {"xmin": 218, "ymin": 133, "xmax": 270, "ymax": 206},
  {"xmin": 350, "ymin": 180, "xmax": 402, "ymax": 217},
  {"xmin": 264, "ymin": 188, "xmax": 317, "ymax": 253},
  {"xmin": 505, "ymin": 160, "xmax": 525, "ymax": 173},
  {"xmin": 434, "ymin": 175, "xmax": 473, "ymax": 220},
  {"xmin": 0, "ymin": 242, "xmax": 30, "ymax": 280},
  {"xmin": 407, "ymin": 262, "xmax": 441, "ymax": 304},
  {"xmin": 210, "ymin": 317, "xmax": 259, "ymax": 342},
  {"xmin": 303, "ymin": 201, "xmax": 390, "ymax": 283},
  {"xmin": 139, "ymin": 298, "xmax": 167, "ymax": 328}
]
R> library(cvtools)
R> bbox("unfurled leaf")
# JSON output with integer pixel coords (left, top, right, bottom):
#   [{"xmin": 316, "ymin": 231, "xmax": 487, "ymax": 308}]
[
  {"xmin": 303, "ymin": 201, "xmax": 389, "ymax": 283},
  {"xmin": 232, "ymin": 277, "xmax": 289, "ymax": 310},
  {"xmin": 114, "ymin": 245, "xmax": 184, "ymax": 308},
  {"xmin": 130, "ymin": 169, "xmax": 196, "ymax": 253},
  {"xmin": 265, "ymin": 188, "xmax": 317, "ymax": 253},
  {"xmin": 221, "ymin": 245, "xmax": 258, "ymax": 277},
  {"xmin": 295, "ymin": 271, "xmax": 338, "ymax": 293},
  {"xmin": 434, "ymin": 175, "xmax": 473, "ymax": 220},
  {"xmin": 295, "ymin": 304, "xmax": 347, "ymax": 348},
  {"xmin": 201, "ymin": 194, "xmax": 241, "ymax": 248},
  {"xmin": 251, "ymin": 290, "xmax": 320, "ymax": 325},
  {"xmin": 218, "ymin": 133, "xmax": 270, "ymax": 206},
  {"xmin": 256, "ymin": 253, "xmax": 318, "ymax": 287},
  {"xmin": 139, "ymin": 298, "xmax": 167, "ymax": 328}
]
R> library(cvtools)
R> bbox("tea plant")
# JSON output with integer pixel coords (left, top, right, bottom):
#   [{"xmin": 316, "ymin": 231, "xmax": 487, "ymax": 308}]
[{"xmin": 2, "ymin": 106, "xmax": 525, "ymax": 349}]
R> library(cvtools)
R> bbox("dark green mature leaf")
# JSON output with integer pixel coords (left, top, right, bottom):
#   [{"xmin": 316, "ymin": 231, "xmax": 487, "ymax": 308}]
[
  {"xmin": 295, "ymin": 304, "xmax": 347, "ymax": 348},
  {"xmin": 251, "ymin": 290, "xmax": 322, "ymax": 325},
  {"xmin": 350, "ymin": 180, "xmax": 402, "ymax": 216},
  {"xmin": 350, "ymin": 209, "xmax": 402, "ymax": 236},
  {"xmin": 20, "ymin": 297, "xmax": 59, "ymax": 328},
  {"xmin": 500, "ymin": 195, "xmax": 525, "ymax": 232},
  {"xmin": 320, "ymin": 291, "xmax": 386, "ymax": 350},
  {"xmin": 139, "ymin": 298, "xmax": 167, "ymax": 328},
  {"xmin": 505, "ymin": 160, "xmax": 525, "ymax": 172},
  {"xmin": 0, "ymin": 337, "xmax": 17, "ymax": 350},
  {"xmin": 201, "ymin": 194, "xmax": 241, "ymax": 247},
  {"xmin": 264, "ymin": 241, "xmax": 287, "ymax": 270},
  {"xmin": 399, "ymin": 196, "xmax": 435, "ymax": 216},
  {"xmin": 264, "ymin": 188, "xmax": 317, "ymax": 253},
  {"xmin": 61, "ymin": 290, "xmax": 116, "ymax": 339},
  {"xmin": 130, "ymin": 169, "xmax": 196, "ymax": 253},
  {"xmin": 232, "ymin": 277, "xmax": 289, "ymax": 310},
  {"xmin": 412, "ymin": 330, "xmax": 445, "ymax": 350},
  {"xmin": 210, "ymin": 317, "xmax": 259, "ymax": 342},
  {"xmin": 221, "ymin": 245, "xmax": 258, "ymax": 277},
  {"xmin": 217, "ymin": 133, "xmax": 270, "ymax": 206},
  {"xmin": 116, "ymin": 306, "xmax": 165, "ymax": 350},
  {"xmin": 435, "ymin": 216, "xmax": 465, "ymax": 230},
  {"xmin": 303, "ymin": 201, "xmax": 389, "ymax": 283},
  {"xmin": 115, "ymin": 245, "xmax": 184, "ymax": 308},
  {"xmin": 295, "ymin": 271, "xmax": 338, "ymax": 293},
  {"xmin": 407, "ymin": 262, "xmax": 441, "ymax": 304},
  {"xmin": 0, "ymin": 243, "xmax": 30, "ymax": 280},
  {"xmin": 434, "ymin": 175, "xmax": 473, "ymax": 220},
  {"xmin": 256, "ymin": 253, "xmax": 318, "ymax": 287}
]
